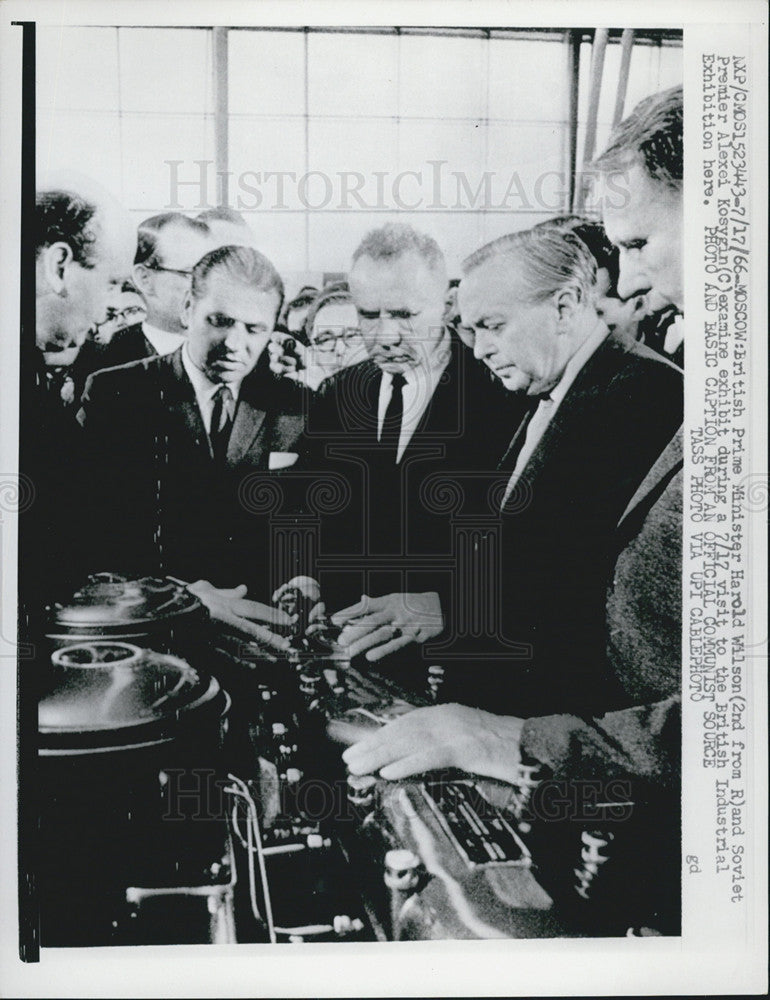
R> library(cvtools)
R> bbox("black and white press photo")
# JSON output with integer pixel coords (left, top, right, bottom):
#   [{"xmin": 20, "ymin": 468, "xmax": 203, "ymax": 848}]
[{"xmin": 0, "ymin": 3, "xmax": 766, "ymax": 998}]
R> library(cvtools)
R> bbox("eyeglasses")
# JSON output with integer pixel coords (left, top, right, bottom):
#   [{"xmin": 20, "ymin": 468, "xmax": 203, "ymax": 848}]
[
  {"xmin": 357, "ymin": 308, "xmax": 422, "ymax": 328},
  {"xmin": 312, "ymin": 327, "xmax": 363, "ymax": 352},
  {"xmin": 115, "ymin": 305, "xmax": 146, "ymax": 321},
  {"xmin": 143, "ymin": 264, "xmax": 193, "ymax": 278},
  {"xmin": 100, "ymin": 305, "xmax": 145, "ymax": 326}
]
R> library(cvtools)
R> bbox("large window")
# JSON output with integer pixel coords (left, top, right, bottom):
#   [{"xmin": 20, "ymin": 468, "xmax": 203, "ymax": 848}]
[{"xmin": 37, "ymin": 26, "xmax": 682, "ymax": 284}]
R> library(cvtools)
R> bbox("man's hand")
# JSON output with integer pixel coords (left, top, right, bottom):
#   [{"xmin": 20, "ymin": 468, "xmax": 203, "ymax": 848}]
[
  {"xmin": 342, "ymin": 703, "xmax": 525, "ymax": 784},
  {"xmin": 331, "ymin": 592, "xmax": 444, "ymax": 662},
  {"xmin": 271, "ymin": 576, "xmax": 322, "ymax": 607},
  {"xmin": 188, "ymin": 580, "xmax": 293, "ymax": 654}
]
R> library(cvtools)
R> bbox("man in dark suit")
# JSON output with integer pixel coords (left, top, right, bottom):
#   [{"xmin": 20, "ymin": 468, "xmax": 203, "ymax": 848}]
[
  {"xmin": 454, "ymin": 226, "xmax": 682, "ymax": 714},
  {"xmin": 336, "ymin": 224, "xmax": 682, "ymax": 713},
  {"xmin": 31, "ymin": 176, "xmax": 135, "ymax": 600},
  {"xmin": 345, "ymin": 85, "xmax": 686, "ymax": 932},
  {"xmin": 98, "ymin": 211, "xmax": 215, "ymax": 368},
  {"xmin": 77, "ymin": 245, "xmax": 304, "ymax": 595},
  {"xmin": 295, "ymin": 223, "xmax": 523, "ymax": 657}
]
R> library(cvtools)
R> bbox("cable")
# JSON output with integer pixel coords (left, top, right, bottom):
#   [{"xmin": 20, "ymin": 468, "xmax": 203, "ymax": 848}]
[
  {"xmin": 223, "ymin": 785, "xmax": 263, "ymax": 926},
  {"xmin": 227, "ymin": 774, "xmax": 277, "ymax": 943}
]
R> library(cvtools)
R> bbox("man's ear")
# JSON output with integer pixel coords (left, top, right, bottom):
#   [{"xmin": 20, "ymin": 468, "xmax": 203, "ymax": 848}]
[
  {"xmin": 132, "ymin": 262, "xmax": 152, "ymax": 298},
  {"xmin": 180, "ymin": 288, "xmax": 193, "ymax": 330},
  {"xmin": 41, "ymin": 242, "xmax": 74, "ymax": 295},
  {"xmin": 553, "ymin": 285, "xmax": 581, "ymax": 325}
]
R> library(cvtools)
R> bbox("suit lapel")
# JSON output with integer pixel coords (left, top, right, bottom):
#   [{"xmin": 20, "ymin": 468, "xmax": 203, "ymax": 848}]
[
  {"xmin": 163, "ymin": 348, "xmax": 210, "ymax": 454},
  {"xmin": 618, "ymin": 427, "xmax": 683, "ymax": 527},
  {"xmin": 497, "ymin": 402, "xmax": 536, "ymax": 474},
  {"xmin": 351, "ymin": 360, "xmax": 383, "ymax": 443},
  {"xmin": 226, "ymin": 372, "xmax": 269, "ymax": 465},
  {"xmin": 409, "ymin": 340, "xmax": 457, "ymax": 443},
  {"xmin": 513, "ymin": 334, "xmax": 618, "ymax": 485}
]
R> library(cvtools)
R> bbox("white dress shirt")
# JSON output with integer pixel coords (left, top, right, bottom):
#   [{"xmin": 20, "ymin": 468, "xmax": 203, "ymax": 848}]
[
  {"xmin": 503, "ymin": 320, "xmax": 609, "ymax": 505},
  {"xmin": 376, "ymin": 336, "xmax": 452, "ymax": 463},
  {"xmin": 663, "ymin": 314, "xmax": 684, "ymax": 357},
  {"xmin": 181, "ymin": 343, "xmax": 242, "ymax": 435},
  {"xmin": 143, "ymin": 321, "xmax": 186, "ymax": 357}
]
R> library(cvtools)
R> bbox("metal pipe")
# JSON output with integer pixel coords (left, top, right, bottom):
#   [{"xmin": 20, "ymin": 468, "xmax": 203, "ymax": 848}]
[
  {"xmin": 213, "ymin": 26, "xmax": 229, "ymax": 207},
  {"xmin": 583, "ymin": 28, "xmax": 609, "ymax": 166},
  {"xmin": 612, "ymin": 29, "xmax": 635, "ymax": 127}
]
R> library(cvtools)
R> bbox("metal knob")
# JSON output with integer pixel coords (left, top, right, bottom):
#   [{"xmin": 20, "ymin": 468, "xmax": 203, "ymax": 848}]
[
  {"xmin": 347, "ymin": 772, "xmax": 377, "ymax": 808},
  {"xmin": 427, "ymin": 664, "xmax": 444, "ymax": 701},
  {"xmin": 384, "ymin": 849, "xmax": 420, "ymax": 892}
]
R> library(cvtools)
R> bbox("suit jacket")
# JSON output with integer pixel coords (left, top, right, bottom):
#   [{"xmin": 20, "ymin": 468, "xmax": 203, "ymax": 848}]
[
  {"xmin": 473, "ymin": 332, "xmax": 683, "ymax": 717},
  {"xmin": 76, "ymin": 347, "xmax": 304, "ymax": 592},
  {"xmin": 65, "ymin": 326, "xmax": 156, "ymax": 406},
  {"xmin": 69, "ymin": 338, "xmax": 114, "ymax": 400},
  {"xmin": 518, "ymin": 431, "xmax": 683, "ymax": 933},
  {"xmin": 29, "ymin": 351, "xmax": 89, "ymax": 601},
  {"xmin": 520, "ymin": 429, "xmax": 683, "ymax": 783},
  {"xmin": 296, "ymin": 336, "xmax": 527, "ymax": 617},
  {"xmin": 100, "ymin": 322, "xmax": 157, "ymax": 369}
]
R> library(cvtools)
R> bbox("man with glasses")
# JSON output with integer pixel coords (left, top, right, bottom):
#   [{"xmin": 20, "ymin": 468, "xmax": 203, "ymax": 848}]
[
  {"xmin": 100, "ymin": 211, "xmax": 215, "ymax": 367},
  {"xmin": 268, "ymin": 282, "xmax": 368, "ymax": 390}
]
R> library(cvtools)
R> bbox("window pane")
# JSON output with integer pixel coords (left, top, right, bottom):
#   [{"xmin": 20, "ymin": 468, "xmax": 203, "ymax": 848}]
[
  {"xmin": 488, "ymin": 38, "xmax": 568, "ymax": 122},
  {"xmin": 308, "ymin": 119, "xmax": 400, "ymax": 203},
  {"xmin": 625, "ymin": 44, "xmax": 683, "ymax": 112},
  {"xmin": 485, "ymin": 123, "xmax": 567, "ymax": 214},
  {"xmin": 118, "ymin": 28, "xmax": 213, "ymax": 114},
  {"xmin": 229, "ymin": 30, "xmax": 305, "ymax": 116},
  {"xmin": 37, "ymin": 111, "xmax": 123, "ymax": 197},
  {"xmin": 37, "ymin": 27, "xmax": 120, "ymax": 112},
  {"xmin": 230, "ymin": 118, "xmax": 306, "ymax": 211},
  {"xmin": 398, "ymin": 120, "xmax": 485, "ymax": 191},
  {"xmin": 120, "ymin": 114, "xmax": 215, "ymax": 212},
  {"xmin": 238, "ymin": 212, "xmax": 308, "ymax": 275},
  {"xmin": 308, "ymin": 33, "xmax": 398, "ymax": 118},
  {"xmin": 398, "ymin": 35, "xmax": 486, "ymax": 120}
]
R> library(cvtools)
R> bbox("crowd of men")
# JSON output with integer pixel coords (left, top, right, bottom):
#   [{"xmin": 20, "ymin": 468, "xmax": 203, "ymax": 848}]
[{"xmin": 31, "ymin": 85, "xmax": 684, "ymax": 927}]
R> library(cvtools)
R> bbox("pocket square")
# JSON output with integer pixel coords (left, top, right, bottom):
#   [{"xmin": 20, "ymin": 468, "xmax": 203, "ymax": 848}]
[{"xmin": 269, "ymin": 451, "xmax": 299, "ymax": 470}]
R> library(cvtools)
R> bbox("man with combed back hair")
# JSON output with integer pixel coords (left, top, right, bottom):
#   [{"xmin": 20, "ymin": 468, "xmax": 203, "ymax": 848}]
[
  {"xmin": 344, "ymin": 86, "xmax": 685, "ymax": 933},
  {"xmin": 76, "ymin": 245, "xmax": 304, "ymax": 604},
  {"xmin": 337, "ymin": 222, "xmax": 682, "ymax": 712},
  {"xmin": 100, "ymin": 211, "xmax": 216, "ymax": 367}
]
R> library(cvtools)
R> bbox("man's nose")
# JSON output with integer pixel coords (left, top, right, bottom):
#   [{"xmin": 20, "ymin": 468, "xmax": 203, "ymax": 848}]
[
  {"xmin": 376, "ymin": 315, "xmax": 403, "ymax": 346},
  {"xmin": 224, "ymin": 323, "xmax": 246, "ymax": 349},
  {"xmin": 616, "ymin": 251, "xmax": 650, "ymax": 301},
  {"xmin": 473, "ymin": 328, "xmax": 493, "ymax": 362}
]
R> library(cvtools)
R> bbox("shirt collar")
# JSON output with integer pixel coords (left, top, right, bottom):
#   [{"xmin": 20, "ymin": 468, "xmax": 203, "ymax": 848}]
[
  {"xmin": 181, "ymin": 342, "xmax": 243, "ymax": 402},
  {"xmin": 142, "ymin": 321, "xmax": 186, "ymax": 356},
  {"xmin": 546, "ymin": 319, "xmax": 609, "ymax": 409},
  {"xmin": 663, "ymin": 314, "xmax": 685, "ymax": 356}
]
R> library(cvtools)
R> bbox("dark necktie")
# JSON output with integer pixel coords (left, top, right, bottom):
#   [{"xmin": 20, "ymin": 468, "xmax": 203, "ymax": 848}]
[
  {"xmin": 379, "ymin": 372, "xmax": 406, "ymax": 464},
  {"xmin": 210, "ymin": 384, "xmax": 235, "ymax": 461}
]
